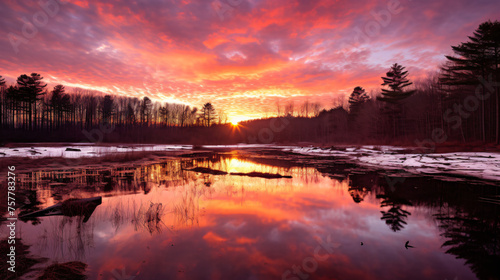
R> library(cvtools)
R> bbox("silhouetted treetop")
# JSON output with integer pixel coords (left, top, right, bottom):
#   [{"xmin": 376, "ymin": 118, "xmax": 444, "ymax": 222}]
[
  {"xmin": 378, "ymin": 63, "xmax": 415, "ymax": 103},
  {"xmin": 201, "ymin": 102, "xmax": 217, "ymax": 127},
  {"xmin": 348, "ymin": 86, "xmax": 369, "ymax": 111},
  {"xmin": 442, "ymin": 21, "xmax": 500, "ymax": 85}
]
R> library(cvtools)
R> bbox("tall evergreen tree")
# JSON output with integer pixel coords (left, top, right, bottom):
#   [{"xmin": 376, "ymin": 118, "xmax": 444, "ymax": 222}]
[
  {"xmin": 102, "ymin": 95, "xmax": 114, "ymax": 124},
  {"xmin": 0, "ymin": 76, "xmax": 5, "ymax": 128},
  {"xmin": 60, "ymin": 93, "xmax": 72, "ymax": 127},
  {"xmin": 140, "ymin": 96, "xmax": 152, "ymax": 126},
  {"xmin": 348, "ymin": 86, "xmax": 370, "ymax": 113},
  {"xmin": 159, "ymin": 105, "xmax": 169, "ymax": 126},
  {"xmin": 201, "ymin": 103, "xmax": 217, "ymax": 127},
  {"xmin": 441, "ymin": 20, "xmax": 500, "ymax": 143},
  {"xmin": 85, "ymin": 95, "xmax": 98, "ymax": 129},
  {"xmin": 5, "ymin": 86, "xmax": 20, "ymax": 129},
  {"xmin": 377, "ymin": 64, "xmax": 415, "ymax": 138},
  {"xmin": 16, "ymin": 73, "xmax": 47, "ymax": 130},
  {"xmin": 378, "ymin": 63, "xmax": 415, "ymax": 103},
  {"xmin": 50, "ymin": 85, "xmax": 65, "ymax": 129},
  {"xmin": 347, "ymin": 86, "xmax": 374, "ymax": 137}
]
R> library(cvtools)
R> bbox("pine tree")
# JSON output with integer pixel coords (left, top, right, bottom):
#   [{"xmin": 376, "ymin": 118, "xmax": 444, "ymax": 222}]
[
  {"xmin": 16, "ymin": 73, "xmax": 47, "ymax": 130},
  {"xmin": 102, "ymin": 95, "xmax": 114, "ymax": 125},
  {"xmin": 201, "ymin": 103, "xmax": 217, "ymax": 127},
  {"xmin": 85, "ymin": 96, "xmax": 98, "ymax": 129},
  {"xmin": 5, "ymin": 86, "xmax": 18, "ymax": 129},
  {"xmin": 348, "ymin": 86, "xmax": 370, "ymax": 113},
  {"xmin": 50, "ymin": 85, "xmax": 65, "ymax": 129},
  {"xmin": 140, "ymin": 97, "xmax": 152, "ymax": 126},
  {"xmin": 347, "ymin": 86, "xmax": 374, "ymax": 137},
  {"xmin": 377, "ymin": 64, "xmax": 415, "ymax": 138},
  {"xmin": 378, "ymin": 63, "xmax": 415, "ymax": 103},
  {"xmin": 0, "ymin": 76, "xmax": 5, "ymax": 129},
  {"xmin": 159, "ymin": 105, "xmax": 169, "ymax": 126},
  {"xmin": 441, "ymin": 20, "xmax": 500, "ymax": 143},
  {"xmin": 60, "ymin": 93, "xmax": 72, "ymax": 127}
]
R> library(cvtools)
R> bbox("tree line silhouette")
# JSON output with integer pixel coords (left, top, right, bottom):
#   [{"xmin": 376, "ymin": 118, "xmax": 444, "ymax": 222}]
[
  {"xmin": 0, "ymin": 20, "xmax": 499, "ymax": 145},
  {"xmin": 0, "ymin": 76, "xmax": 226, "ymax": 131}
]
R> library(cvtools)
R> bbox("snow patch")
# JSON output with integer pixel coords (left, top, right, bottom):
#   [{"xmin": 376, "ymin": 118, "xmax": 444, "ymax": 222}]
[
  {"xmin": 0, "ymin": 144, "xmax": 192, "ymax": 159},
  {"xmin": 284, "ymin": 146, "xmax": 500, "ymax": 182}
]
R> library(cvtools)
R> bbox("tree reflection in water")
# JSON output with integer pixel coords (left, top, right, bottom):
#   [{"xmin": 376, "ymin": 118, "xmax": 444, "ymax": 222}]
[
  {"xmin": 436, "ymin": 207, "xmax": 500, "ymax": 279},
  {"xmin": 377, "ymin": 194, "xmax": 412, "ymax": 232},
  {"xmin": 6, "ymin": 154, "xmax": 500, "ymax": 280}
]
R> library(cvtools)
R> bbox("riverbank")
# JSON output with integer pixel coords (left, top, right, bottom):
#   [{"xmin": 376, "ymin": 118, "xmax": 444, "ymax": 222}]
[{"xmin": 1, "ymin": 143, "xmax": 499, "ymax": 185}]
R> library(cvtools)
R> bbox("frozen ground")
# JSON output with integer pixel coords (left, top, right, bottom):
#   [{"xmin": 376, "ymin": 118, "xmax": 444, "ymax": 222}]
[
  {"xmin": 0, "ymin": 144, "xmax": 192, "ymax": 158},
  {"xmin": 0, "ymin": 143, "xmax": 300, "ymax": 159},
  {"xmin": 1, "ymin": 144, "xmax": 498, "ymax": 182},
  {"xmin": 284, "ymin": 146, "xmax": 500, "ymax": 182}
]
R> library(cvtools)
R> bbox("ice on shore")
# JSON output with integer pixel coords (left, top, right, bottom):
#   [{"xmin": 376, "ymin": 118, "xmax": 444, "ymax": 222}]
[
  {"xmin": 284, "ymin": 146, "xmax": 500, "ymax": 182},
  {"xmin": 1, "ymin": 144, "xmax": 498, "ymax": 183},
  {"xmin": 0, "ymin": 144, "xmax": 192, "ymax": 158}
]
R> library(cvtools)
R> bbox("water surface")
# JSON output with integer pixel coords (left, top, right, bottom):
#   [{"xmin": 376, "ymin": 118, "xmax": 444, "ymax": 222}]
[{"xmin": 4, "ymin": 153, "xmax": 499, "ymax": 280}]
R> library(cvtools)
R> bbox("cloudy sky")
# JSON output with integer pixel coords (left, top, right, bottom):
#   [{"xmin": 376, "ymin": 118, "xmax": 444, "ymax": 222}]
[{"xmin": 1, "ymin": 0, "xmax": 499, "ymax": 122}]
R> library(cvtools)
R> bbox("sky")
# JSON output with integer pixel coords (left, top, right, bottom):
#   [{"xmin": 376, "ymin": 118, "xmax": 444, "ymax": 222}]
[{"xmin": 1, "ymin": 0, "xmax": 499, "ymax": 123}]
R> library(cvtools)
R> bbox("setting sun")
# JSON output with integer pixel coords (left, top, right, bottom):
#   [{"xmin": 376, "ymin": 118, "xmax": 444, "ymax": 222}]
[{"xmin": 229, "ymin": 115, "xmax": 252, "ymax": 125}]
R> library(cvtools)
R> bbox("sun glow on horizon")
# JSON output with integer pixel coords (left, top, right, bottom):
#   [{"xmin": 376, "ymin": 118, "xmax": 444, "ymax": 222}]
[{"xmin": 229, "ymin": 115, "xmax": 254, "ymax": 125}]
